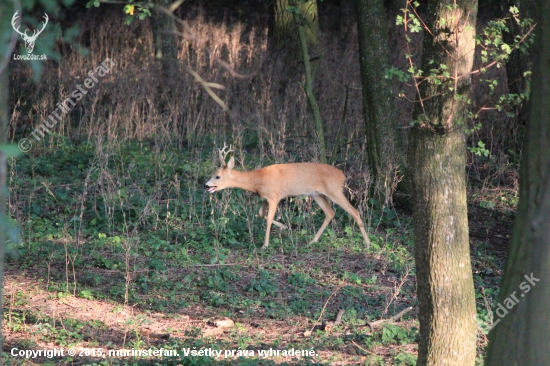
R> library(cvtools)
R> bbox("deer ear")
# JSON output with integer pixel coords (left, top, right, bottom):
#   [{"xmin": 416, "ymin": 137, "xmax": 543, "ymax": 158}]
[{"xmin": 227, "ymin": 156, "xmax": 235, "ymax": 170}]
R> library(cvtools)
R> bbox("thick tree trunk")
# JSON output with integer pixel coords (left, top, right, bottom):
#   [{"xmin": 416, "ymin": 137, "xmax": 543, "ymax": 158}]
[
  {"xmin": 356, "ymin": 0, "xmax": 402, "ymax": 205},
  {"xmin": 408, "ymin": 1, "xmax": 478, "ymax": 364},
  {"xmin": 485, "ymin": 1, "xmax": 550, "ymax": 364}
]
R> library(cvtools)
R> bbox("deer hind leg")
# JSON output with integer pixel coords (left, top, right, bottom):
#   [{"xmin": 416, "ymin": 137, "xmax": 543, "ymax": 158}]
[
  {"xmin": 328, "ymin": 191, "xmax": 371, "ymax": 248},
  {"xmin": 310, "ymin": 195, "xmax": 335, "ymax": 243},
  {"xmin": 258, "ymin": 201, "xmax": 287, "ymax": 229},
  {"xmin": 261, "ymin": 198, "xmax": 281, "ymax": 249}
]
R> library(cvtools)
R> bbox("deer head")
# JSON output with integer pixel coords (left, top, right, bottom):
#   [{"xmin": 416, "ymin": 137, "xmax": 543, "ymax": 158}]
[
  {"xmin": 205, "ymin": 144, "xmax": 234, "ymax": 193},
  {"xmin": 12, "ymin": 11, "xmax": 49, "ymax": 54}
]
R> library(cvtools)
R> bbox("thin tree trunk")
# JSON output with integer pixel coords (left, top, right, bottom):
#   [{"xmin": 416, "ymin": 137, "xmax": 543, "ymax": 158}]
[
  {"xmin": 292, "ymin": 5, "xmax": 326, "ymax": 164},
  {"xmin": 151, "ymin": 0, "xmax": 179, "ymax": 106},
  {"xmin": 270, "ymin": 0, "xmax": 319, "ymax": 50},
  {"xmin": 502, "ymin": 0, "xmax": 532, "ymax": 148},
  {"xmin": 503, "ymin": 0, "xmax": 532, "ymax": 99},
  {"xmin": 485, "ymin": 0, "xmax": 550, "ymax": 363},
  {"xmin": 408, "ymin": 0, "xmax": 478, "ymax": 364},
  {"xmin": 0, "ymin": 20, "xmax": 9, "ymax": 354},
  {"xmin": 356, "ymin": 0, "xmax": 402, "ymax": 205}
]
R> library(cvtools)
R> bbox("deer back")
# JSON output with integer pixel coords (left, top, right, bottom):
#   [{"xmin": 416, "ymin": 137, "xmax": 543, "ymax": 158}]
[{"xmin": 254, "ymin": 163, "xmax": 346, "ymax": 199}]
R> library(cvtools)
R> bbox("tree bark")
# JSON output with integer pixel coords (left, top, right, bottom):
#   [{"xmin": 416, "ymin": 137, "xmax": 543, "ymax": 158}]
[
  {"xmin": 0, "ymin": 5, "xmax": 10, "ymax": 352},
  {"xmin": 502, "ymin": 0, "xmax": 532, "ymax": 148},
  {"xmin": 356, "ymin": 0, "xmax": 402, "ymax": 205},
  {"xmin": 292, "ymin": 5, "xmax": 326, "ymax": 164},
  {"xmin": 151, "ymin": 0, "xmax": 179, "ymax": 104},
  {"xmin": 408, "ymin": 1, "xmax": 478, "ymax": 364},
  {"xmin": 270, "ymin": 0, "xmax": 319, "ymax": 50},
  {"xmin": 503, "ymin": 0, "xmax": 532, "ymax": 99},
  {"xmin": 485, "ymin": 0, "xmax": 550, "ymax": 364}
]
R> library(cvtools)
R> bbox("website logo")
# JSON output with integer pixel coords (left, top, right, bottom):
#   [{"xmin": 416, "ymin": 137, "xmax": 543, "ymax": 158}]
[{"xmin": 11, "ymin": 11, "xmax": 48, "ymax": 54}]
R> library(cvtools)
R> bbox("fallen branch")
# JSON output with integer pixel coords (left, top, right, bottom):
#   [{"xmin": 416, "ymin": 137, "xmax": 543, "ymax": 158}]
[
  {"xmin": 304, "ymin": 284, "xmax": 345, "ymax": 336},
  {"xmin": 351, "ymin": 340, "xmax": 377, "ymax": 355},
  {"xmin": 322, "ymin": 309, "xmax": 345, "ymax": 331},
  {"xmin": 366, "ymin": 306, "xmax": 413, "ymax": 332}
]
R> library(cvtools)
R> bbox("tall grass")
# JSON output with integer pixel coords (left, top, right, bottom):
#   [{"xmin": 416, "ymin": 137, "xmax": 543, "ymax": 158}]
[{"xmin": 11, "ymin": 8, "xmax": 367, "ymax": 162}]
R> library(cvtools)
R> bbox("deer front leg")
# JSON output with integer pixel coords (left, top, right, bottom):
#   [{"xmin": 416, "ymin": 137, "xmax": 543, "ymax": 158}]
[
  {"xmin": 258, "ymin": 201, "xmax": 287, "ymax": 229},
  {"xmin": 261, "ymin": 199, "xmax": 280, "ymax": 249}
]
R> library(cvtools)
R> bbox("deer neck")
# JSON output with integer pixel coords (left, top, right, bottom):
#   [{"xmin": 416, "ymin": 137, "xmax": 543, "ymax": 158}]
[{"xmin": 230, "ymin": 170, "xmax": 259, "ymax": 194}]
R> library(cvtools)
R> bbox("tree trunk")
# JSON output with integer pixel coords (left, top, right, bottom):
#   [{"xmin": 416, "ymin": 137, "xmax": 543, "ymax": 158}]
[
  {"xmin": 408, "ymin": 1, "xmax": 478, "ymax": 364},
  {"xmin": 270, "ymin": 0, "xmax": 319, "ymax": 50},
  {"xmin": 485, "ymin": 0, "xmax": 550, "ymax": 363},
  {"xmin": 292, "ymin": 5, "xmax": 326, "ymax": 164},
  {"xmin": 151, "ymin": 0, "xmax": 179, "ymax": 106},
  {"xmin": 503, "ymin": 0, "xmax": 532, "ymax": 99},
  {"xmin": 502, "ymin": 0, "xmax": 532, "ymax": 151},
  {"xmin": 0, "ymin": 16, "xmax": 9, "ymax": 354},
  {"xmin": 356, "ymin": 0, "xmax": 402, "ymax": 206}
]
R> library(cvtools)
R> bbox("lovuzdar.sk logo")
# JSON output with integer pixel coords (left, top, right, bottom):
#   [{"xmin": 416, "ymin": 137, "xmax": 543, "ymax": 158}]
[{"xmin": 11, "ymin": 11, "xmax": 49, "ymax": 60}]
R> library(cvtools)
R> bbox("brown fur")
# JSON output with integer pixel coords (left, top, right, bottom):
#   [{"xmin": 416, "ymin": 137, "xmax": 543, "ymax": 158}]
[{"xmin": 206, "ymin": 157, "xmax": 370, "ymax": 248}]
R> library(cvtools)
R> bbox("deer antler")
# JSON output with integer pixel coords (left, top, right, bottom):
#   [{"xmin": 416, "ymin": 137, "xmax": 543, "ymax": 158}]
[
  {"xmin": 11, "ymin": 11, "xmax": 26, "ymax": 37},
  {"xmin": 33, "ymin": 13, "xmax": 49, "ymax": 39},
  {"xmin": 11, "ymin": 12, "xmax": 48, "ymax": 39},
  {"xmin": 218, "ymin": 143, "xmax": 234, "ymax": 167}
]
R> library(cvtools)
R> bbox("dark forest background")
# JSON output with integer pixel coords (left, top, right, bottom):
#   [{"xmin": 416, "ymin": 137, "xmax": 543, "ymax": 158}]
[{"xmin": 0, "ymin": 0, "xmax": 545, "ymax": 364}]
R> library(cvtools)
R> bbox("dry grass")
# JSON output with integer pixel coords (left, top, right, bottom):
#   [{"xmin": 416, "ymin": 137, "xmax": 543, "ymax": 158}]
[
  {"xmin": 9, "ymin": 5, "xmax": 521, "ymax": 196},
  {"xmin": 10, "ymin": 8, "xmax": 366, "ymax": 160}
]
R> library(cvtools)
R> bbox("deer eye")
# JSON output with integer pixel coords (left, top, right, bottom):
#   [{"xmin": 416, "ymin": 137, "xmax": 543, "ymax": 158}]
[{"xmin": 215, "ymin": 176, "xmax": 221, "ymax": 179}]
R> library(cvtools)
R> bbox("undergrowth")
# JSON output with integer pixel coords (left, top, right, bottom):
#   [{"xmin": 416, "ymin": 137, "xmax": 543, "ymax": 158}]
[{"xmin": 3, "ymin": 137, "xmax": 510, "ymax": 365}]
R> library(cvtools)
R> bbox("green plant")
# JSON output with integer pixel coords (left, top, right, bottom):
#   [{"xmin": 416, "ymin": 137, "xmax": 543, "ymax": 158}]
[
  {"xmin": 247, "ymin": 269, "xmax": 279, "ymax": 297},
  {"xmin": 380, "ymin": 323, "xmax": 419, "ymax": 345}
]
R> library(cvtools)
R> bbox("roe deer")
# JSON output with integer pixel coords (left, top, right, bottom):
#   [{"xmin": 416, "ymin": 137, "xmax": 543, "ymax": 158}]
[{"xmin": 205, "ymin": 145, "xmax": 371, "ymax": 249}]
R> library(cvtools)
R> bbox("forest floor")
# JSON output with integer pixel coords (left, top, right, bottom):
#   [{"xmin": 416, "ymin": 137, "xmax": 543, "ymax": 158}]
[{"xmin": 2, "ymin": 140, "xmax": 515, "ymax": 365}]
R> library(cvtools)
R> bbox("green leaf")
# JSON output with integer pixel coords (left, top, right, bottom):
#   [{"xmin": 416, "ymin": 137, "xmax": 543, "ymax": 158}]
[
  {"xmin": 396, "ymin": 15, "xmax": 404, "ymax": 25},
  {"xmin": 86, "ymin": 0, "xmax": 100, "ymax": 8},
  {"xmin": 0, "ymin": 144, "xmax": 21, "ymax": 158}
]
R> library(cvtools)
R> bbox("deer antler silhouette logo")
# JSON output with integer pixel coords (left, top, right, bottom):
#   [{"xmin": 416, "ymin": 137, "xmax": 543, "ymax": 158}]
[{"xmin": 11, "ymin": 11, "xmax": 49, "ymax": 54}]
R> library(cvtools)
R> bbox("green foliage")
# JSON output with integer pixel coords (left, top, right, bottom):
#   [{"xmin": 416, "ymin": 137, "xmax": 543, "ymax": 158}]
[
  {"xmin": 247, "ymin": 269, "xmax": 279, "ymax": 297},
  {"xmin": 392, "ymin": 2, "xmax": 534, "ymax": 166},
  {"xmin": 287, "ymin": 271, "xmax": 316, "ymax": 289},
  {"xmin": 86, "ymin": 0, "xmax": 152, "ymax": 24},
  {"xmin": 396, "ymin": 1, "xmax": 422, "ymax": 33},
  {"xmin": 394, "ymin": 350, "xmax": 418, "ymax": 365},
  {"xmin": 86, "ymin": 0, "xmax": 100, "ymax": 7},
  {"xmin": 380, "ymin": 323, "xmax": 419, "ymax": 345},
  {"xmin": 476, "ymin": 7, "xmax": 535, "ymax": 67},
  {"xmin": 468, "ymin": 140, "xmax": 490, "ymax": 157},
  {"xmin": 3, "ymin": 139, "xmax": 510, "ymax": 362},
  {"xmin": 26, "ymin": 315, "xmax": 106, "ymax": 347},
  {"xmin": 0, "ymin": 144, "xmax": 21, "ymax": 158},
  {"xmin": 123, "ymin": 2, "xmax": 153, "ymax": 24},
  {"xmin": 392, "ymin": 3, "xmax": 534, "ymax": 107},
  {"xmin": 385, "ymin": 67, "xmax": 410, "ymax": 83}
]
